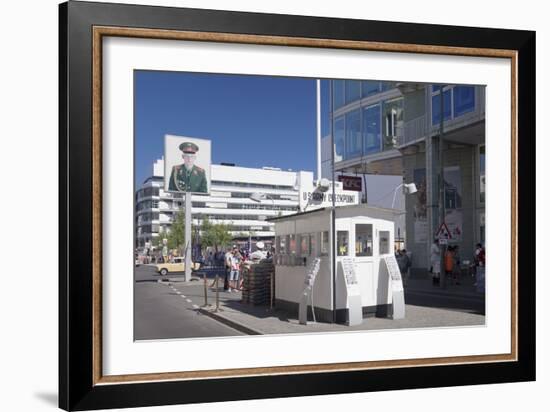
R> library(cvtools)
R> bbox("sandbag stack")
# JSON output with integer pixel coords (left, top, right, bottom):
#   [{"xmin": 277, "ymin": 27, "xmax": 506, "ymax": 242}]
[{"xmin": 241, "ymin": 261, "xmax": 275, "ymax": 306}]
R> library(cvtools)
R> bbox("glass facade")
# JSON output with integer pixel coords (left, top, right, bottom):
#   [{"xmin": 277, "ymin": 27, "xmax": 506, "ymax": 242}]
[
  {"xmin": 345, "ymin": 80, "xmax": 361, "ymax": 104},
  {"xmin": 334, "ymin": 116, "xmax": 345, "ymax": 162},
  {"xmin": 333, "ymin": 80, "xmax": 395, "ymax": 110},
  {"xmin": 333, "ymin": 80, "xmax": 345, "ymax": 110},
  {"xmin": 331, "ymin": 80, "xmax": 402, "ymax": 162},
  {"xmin": 432, "ymin": 85, "xmax": 475, "ymax": 125},
  {"xmin": 345, "ymin": 110, "xmax": 362, "ymax": 159},
  {"xmin": 363, "ymin": 104, "xmax": 381, "ymax": 155},
  {"xmin": 383, "ymin": 97, "xmax": 403, "ymax": 150},
  {"xmin": 362, "ymin": 80, "xmax": 380, "ymax": 97},
  {"xmin": 453, "ymin": 86, "xmax": 475, "ymax": 117},
  {"xmin": 432, "ymin": 89, "xmax": 452, "ymax": 125}
]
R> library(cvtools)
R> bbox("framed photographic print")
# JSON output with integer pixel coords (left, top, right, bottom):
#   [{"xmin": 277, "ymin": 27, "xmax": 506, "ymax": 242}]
[{"xmin": 59, "ymin": 1, "xmax": 535, "ymax": 410}]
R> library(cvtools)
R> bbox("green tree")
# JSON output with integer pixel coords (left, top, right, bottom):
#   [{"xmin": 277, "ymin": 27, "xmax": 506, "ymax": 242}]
[
  {"xmin": 200, "ymin": 216, "xmax": 233, "ymax": 252},
  {"xmin": 167, "ymin": 210, "xmax": 185, "ymax": 251}
]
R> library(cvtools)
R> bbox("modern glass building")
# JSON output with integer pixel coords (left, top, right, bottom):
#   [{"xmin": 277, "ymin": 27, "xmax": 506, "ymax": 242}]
[{"xmin": 324, "ymin": 80, "xmax": 486, "ymax": 273}]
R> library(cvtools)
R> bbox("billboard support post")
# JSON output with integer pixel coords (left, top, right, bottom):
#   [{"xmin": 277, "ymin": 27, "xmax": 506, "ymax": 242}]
[{"xmin": 185, "ymin": 190, "xmax": 192, "ymax": 282}]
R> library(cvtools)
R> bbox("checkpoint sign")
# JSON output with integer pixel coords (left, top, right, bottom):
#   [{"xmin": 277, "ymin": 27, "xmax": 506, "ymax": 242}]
[{"xmin": 436, "ymin": 222, "xmax": 452, "ymax": 245}]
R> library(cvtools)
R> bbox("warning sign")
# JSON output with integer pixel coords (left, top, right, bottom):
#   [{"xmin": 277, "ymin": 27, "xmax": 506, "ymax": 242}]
[{"xmin": 436, "ymin": 222, "xmax": 452, "ymax": 244}]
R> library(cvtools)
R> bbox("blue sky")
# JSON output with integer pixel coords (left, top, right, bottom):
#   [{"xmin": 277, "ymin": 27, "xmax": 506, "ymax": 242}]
[{"xmin": 135, "ymin": 71, "xmax": 330, "ymax": 186}]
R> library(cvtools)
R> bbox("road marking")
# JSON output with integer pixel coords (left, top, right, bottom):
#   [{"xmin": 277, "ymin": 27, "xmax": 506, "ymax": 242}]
[
  {"xmin": 186, "ymin": 299, "xmax": 192, "ymax": 303},
  {"xmin": 192, "ymin": 304, "xmax": 199, "ymax": 309}
]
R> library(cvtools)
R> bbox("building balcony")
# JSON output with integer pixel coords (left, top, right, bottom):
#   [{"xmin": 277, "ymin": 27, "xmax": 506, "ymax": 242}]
[{"xmin": 396, "ymin": 105, "xmax": 485, "ymax": 149}]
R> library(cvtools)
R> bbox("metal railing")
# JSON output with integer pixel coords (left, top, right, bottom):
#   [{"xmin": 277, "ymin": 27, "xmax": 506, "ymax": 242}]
[{"xmin": 396, "ymin": 115, "xmax": 427, "ymax": 147}]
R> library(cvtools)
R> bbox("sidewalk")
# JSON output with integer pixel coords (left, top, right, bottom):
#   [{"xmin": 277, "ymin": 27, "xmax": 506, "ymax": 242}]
[
  {"xmin": 405, "ymin": 271, "xmax": 484, "ymax": 300},
  {"xmin": 165, "ymin": 276, "xmax": 486, "ymax": 336}
]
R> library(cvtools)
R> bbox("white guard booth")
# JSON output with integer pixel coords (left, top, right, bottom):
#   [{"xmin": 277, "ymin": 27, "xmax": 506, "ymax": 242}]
[{"xmin": 271, "ymin": 204, "xmax": 404, "ymax": 325}]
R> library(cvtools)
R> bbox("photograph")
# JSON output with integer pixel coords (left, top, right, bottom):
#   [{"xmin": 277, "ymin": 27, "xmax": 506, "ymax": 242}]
[
  {"xmin": 134, "ymin": 71, "xmax": 487, "ymax": 340},
  {"xmin": 55, "ymin": 1, "xmax": 536, "ymax": 410}
]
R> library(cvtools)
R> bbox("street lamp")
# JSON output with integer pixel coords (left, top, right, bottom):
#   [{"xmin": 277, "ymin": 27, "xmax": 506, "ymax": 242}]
[{"xmin": 391, "ymin": 182, "xmax": 418, "ymax": 209}]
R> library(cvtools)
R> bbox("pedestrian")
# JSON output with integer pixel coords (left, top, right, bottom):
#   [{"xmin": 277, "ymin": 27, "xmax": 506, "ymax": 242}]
[
  {"xmin": 223, "ymin": 246, "xmax": 235, "ymax": 291},
  {"xmin": 430, "ymin": 239, "xmax": 441, "ymax": 285},
  {"xmin": 229, "ymin": 249, "xmax": 241, "ymax": 292},
  {"xmin": 473, "ymin": 243, "xmax": 485, "ymax": 287},
  {"xmin": 397, "ymin": 249, "xmax": 411, "ymax": 286},
  {"xmin": 444, "ymin": 246, "xmax": 458, "ymax": 285}
]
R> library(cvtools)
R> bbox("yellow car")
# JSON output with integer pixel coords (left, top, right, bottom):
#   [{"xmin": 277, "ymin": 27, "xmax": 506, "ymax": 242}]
[{"xmin": 155, "ymin": 257, "xmax": 200, "ymax": 276}]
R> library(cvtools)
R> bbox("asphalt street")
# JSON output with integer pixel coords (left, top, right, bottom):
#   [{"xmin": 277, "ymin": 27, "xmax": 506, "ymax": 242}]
[
  {"xmin": 134, "ymin": 265, "xmax": 243, "ymax": 340},
  {"xmin": 134, "ymin": 265, "xmax": 485, "ymax": 339}
]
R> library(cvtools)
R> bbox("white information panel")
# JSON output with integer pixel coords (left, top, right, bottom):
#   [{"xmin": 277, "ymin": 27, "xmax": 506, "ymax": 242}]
[
  {"xmin": 341, "ymin": 258, "xmax": 363, "ymax": 326},
  {"xmin": 384, "ymin": 256, "xmax": 406, "ymax": 319}
]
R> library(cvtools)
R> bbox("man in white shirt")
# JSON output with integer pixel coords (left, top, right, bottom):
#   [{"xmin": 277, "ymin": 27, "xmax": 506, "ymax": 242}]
[
  {"xmin": 430, "ymin": 239, "xmax": 441, "ymax": 285},
  {"xmin": 224, "ymin": 246, "xmax": 236, "ymax": 291}
]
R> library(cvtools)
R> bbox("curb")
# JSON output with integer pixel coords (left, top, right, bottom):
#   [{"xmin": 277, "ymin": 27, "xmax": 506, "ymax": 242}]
[
  {"xmin": 405, "ymin": 288, "xmax": 484, "ymax": 301},
  {"xmin": 198, "ymin": 308, "xmax": 263, "ymax": 335}
]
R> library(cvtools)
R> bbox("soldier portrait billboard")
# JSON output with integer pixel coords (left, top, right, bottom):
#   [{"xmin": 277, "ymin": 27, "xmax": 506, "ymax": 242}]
[{"xmin": 164, "ymin": 135, "xmax": 211, "ymax": 194}]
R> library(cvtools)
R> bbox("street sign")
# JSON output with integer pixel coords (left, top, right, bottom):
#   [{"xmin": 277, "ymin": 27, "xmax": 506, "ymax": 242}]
[
  {"xmin": 338, "ymin": 175, "xmax": 363, "ymax": 192},
  {"xmin": 436, "ymin": 222, "xmax": 452, "ymax": 241}
]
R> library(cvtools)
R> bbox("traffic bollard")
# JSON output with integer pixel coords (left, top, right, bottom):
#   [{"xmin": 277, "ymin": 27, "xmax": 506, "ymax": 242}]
[
  {"xmin": 270, "ymin": 271, "xmax": 274, "ymax": 310},
  {"xmin": 215, "ymin": 275, "xmax": 220, "ymax": 312},
  {"xmin": 203, "ymin": 272, "xmax": 208, "ymax": 307}
]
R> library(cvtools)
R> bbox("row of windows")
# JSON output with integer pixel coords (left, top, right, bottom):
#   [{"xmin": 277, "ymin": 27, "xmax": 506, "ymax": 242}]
[
  {"xmin": 136, "ymin": 200, "xmax": 159, "ymax": 211},
  {"xmin": 197, "ymin": 214, "xmax": 276, "ymax": 222},
  {"xmin": 333, "ymin": 98, "xmax": 403, "ymax": 161},
  {"xmin": 431, "ymin": 85, "xmax": 475, "ymax": 125},
  {"xmin": 333, "ymin": 80, "xmax": 396, "ymax": 110},
  {"xmin": 274, "ymin": 225, "xmax": 391, "ymax": 262},
  {"xmin": 138, "ymin": 224, "xmax": 160, "ymax": 234},
  {"xmin": 138, "ymin": 222, "xmax": 273, "ymax": 236},
  {"xmin": 137, "ymin": 212, "xmax": 159, "ymax": 223},
  {"xmin": 165, "ymin": 202, "xmax": 297, "ymax": 211},
  {"xmin": 136, "ymin": 187, "xmax": 160, "ymax": 198},
  {"xmin": 211, "ymin": 180, "xmax": 295, "ymax": 190},
  {"xmin": 225, "ymin": 203, "xmax": 298, "ymax": 211}
]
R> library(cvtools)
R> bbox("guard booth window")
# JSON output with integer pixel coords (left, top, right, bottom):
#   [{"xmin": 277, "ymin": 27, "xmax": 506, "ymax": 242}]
[
  {"xmin": 279, "ymin": 235, "xmax": 287, "ymax": 254},
  {"xmin": 301, "ymin": 234, "xmax": 311, "ymax": 256},
  {"xmin": 320, "ymin": 231, "xmax": 329, "ymax": 256},
  {"xmin": 355, "ymin": 224, "xmax": 373, "ymax": 256},
  {"xmin": 337, "ymin": 231, "xmax": 349, "ymax": 256},
  {"xmin": 310, "ymin": 233, "xmax": 317, "ymax": 256},
  {"xmin": 379, "ymin": 230, "xmax": 390, "ymax": 255},
  {"xmin": 289, "ymin": 234, "xmax": 297, "ymax": 256}
]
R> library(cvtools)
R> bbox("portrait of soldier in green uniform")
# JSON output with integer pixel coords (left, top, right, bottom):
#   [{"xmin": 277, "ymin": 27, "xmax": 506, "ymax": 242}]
[{"xmin": 168, "ymin": 141, "xmax": 208, "ymax": 193}]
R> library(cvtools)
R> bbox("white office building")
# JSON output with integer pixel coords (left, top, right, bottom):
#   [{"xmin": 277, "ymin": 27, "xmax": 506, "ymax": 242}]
[{"xmin": 135, "ymin": 159, "xmax": 359, "ymax": 247}]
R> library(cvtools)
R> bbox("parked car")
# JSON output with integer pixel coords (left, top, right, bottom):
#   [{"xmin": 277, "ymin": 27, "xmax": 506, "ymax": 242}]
[{"xmin": 155, "ymin": 257, "xmax": 201, "ymax": 276}]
